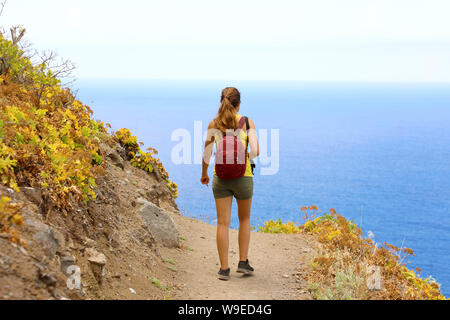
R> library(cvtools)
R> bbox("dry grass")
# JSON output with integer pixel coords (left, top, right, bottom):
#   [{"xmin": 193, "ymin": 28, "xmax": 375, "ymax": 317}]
[{"xmin": 260, "ymin": 206, "xmax": 446, "ymax": 300}]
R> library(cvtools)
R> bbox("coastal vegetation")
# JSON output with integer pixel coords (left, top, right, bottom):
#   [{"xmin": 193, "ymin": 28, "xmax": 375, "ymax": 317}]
[
  {"xmin": 0, "ymin": 29, "xmax": 177, "ymax": 242},
  {"xmin": 258, "ymin": 206, "xmax": 446, "ymax": 300},
  {"xmin": 114, "ymin": 128, "xmax": 178, "ymax": 198},
  {"xmin": 0, "ymin": 194, "xmax": 24, "ymax": 245}
]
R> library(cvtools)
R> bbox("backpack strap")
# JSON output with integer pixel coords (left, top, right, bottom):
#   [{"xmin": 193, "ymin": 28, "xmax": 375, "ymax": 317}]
[
  {"xmin": 244, "ymin": 116, "xmax": 255, "ymax": 173},
  {"xmin": 244, "ymin": 116, "xmax": 250, "ymax": 149},
  {"xmin": 238, "ymin": 116, "xmax": 247, "ymax": 129},
  {"xmin": 244, "ymin": 116, "xmax": 256, "ymax": 174},
  {"xmin": 221, "ymin": 117, "xmax": 247, "ymax": 137}
]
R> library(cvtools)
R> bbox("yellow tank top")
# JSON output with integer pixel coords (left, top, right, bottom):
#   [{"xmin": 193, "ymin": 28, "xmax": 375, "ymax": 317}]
[{"xmin": 213, "ymin": 114, "xmax": 253, "ymax": 178}]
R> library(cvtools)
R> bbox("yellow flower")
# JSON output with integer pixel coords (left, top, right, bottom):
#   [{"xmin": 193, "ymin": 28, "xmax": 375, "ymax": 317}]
[{"xmin": 11, "ymin": 214, "xmax": 24, "ymax": 225}]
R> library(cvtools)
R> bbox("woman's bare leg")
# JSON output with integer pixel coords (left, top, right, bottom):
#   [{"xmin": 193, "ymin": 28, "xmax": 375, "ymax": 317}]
[
  {"xmin": 215, "ymin": 196, "xmax": 233, "ymax": 270},
  {"xmin": 237, "ymin": 198, "xmax": 252, "ymax": 262}
]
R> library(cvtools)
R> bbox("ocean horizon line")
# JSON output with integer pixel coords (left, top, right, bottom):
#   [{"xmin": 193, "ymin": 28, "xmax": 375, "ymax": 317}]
[{"xmin": 76, "ymin": 78, "xmax": 450, "ymax": 85}]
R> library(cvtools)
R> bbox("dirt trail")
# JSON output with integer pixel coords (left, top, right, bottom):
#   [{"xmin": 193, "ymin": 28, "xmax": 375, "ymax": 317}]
[{"xmin": 161, "ymin": 213, "xmax": 313, "ymax": 300}]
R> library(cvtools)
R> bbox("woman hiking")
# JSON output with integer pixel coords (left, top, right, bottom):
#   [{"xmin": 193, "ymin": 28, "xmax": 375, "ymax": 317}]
[{"xmin": 201, "ymin": 87, "xmax": 260, "ymax": 281}]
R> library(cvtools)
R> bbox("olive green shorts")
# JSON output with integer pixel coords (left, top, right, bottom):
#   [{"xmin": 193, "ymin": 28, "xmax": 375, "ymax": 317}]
[{"xmin": 212, "ymin": 175, "xmax": 254, "ymax": 200}]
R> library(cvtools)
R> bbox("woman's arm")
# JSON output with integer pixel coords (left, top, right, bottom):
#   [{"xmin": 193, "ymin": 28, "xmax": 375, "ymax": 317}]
[
  {"xmin": 248, "ymin": 118, "xmax": 260, "ymax": 160},
  {"xmin": 201, "ymin": 121, "xmax": 216, "ymax": 186}
]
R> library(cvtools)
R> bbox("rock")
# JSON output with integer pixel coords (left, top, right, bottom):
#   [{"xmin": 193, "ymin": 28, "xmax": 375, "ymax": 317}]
[
  {"xmin": 26, "ymin": 218, "xmax": 60, "ymax": 256},
  {"xmin": 50, "ymin": 288, "xmax": 68, "ymax": 300},
  {"xmin": 113, "ymin": 162, "xmax": 124, "ymax": 170},
  {"xmin": 129, "ymin": 288, "xmax": 136, "ymax": 295},
  {"xmin": 146, "ymin": 190, "xmax": 160, "ymax": 207},
  {"xmin": 85, "ymin": 248, "xmax": 106, "ymax": 284},
  {"xmin": 153, "ymin": 166, "xmax": 162, "ymax": 181},
  {"xmin": 67, "ymin": 238, "xmax": 76, "ymax": 250},
  {"xmin": 99, "ymin": 142, "xmax": 124, "ymax": 162},
  {"xmin": 136, "ymin": 199, "xmax": 179, "ymax": 248},
  {"xmin": 19, "ymin": 246, "xmax": 28, "ymax": 256},
  {"xmin": 60, "ymin": 255, "xmax": 77, "ymax": 275},
  {"xmin": 52, "ymin": 229, "xmax": 66, "ymax": 254},
  {"xmin": 0, "ymin": 233, "xmax": 12, "ymax": 240},
  {"xmin": 84, "ymin": 237, "xmax": 96, "ymax": 248},
  {"xmin": 115, "ymin": 145, "xmax": 128, "ymax": 161},
  {"xmin": 20, "ymin": 187, "xmax": 42, "ymax": 206},
  {"xmin": 107, "ymin": 152, "xmax": 124, "ymax": 169},
  {"xmin": 39, "ymin": 270, "xmax": 57, "ymax": 287},
  {"xmin": 299, "ymin": 290, "xmax": 308, "ymax": 294},
  {"xmin": 108, "ymin": 232, "xmax": 120, "ymax": 248},
  {"xmin": 86, "ymin": 248, "xmax": 106, "ymax": 266}
]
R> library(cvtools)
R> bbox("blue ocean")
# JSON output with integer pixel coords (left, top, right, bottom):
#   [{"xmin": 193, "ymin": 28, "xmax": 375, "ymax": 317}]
[{"xmin": 77, "ymin": 80, "xmax": 450, "ymax": 296}]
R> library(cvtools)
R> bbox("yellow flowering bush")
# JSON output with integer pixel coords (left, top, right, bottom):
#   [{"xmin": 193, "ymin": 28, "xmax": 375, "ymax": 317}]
[
  {"xmin": 0, "ymin": 194, "xmax": 25, "ymax": 246},
  {"xmin": 257, "ymin": 219, "xmax": 302, "ymax": 234},
  {"xmin": 301, "ymin": 207, "xmax": 446, "ymax": 300},
  {"xmin": 0, "ymin": 33, "xmax": 108, "ymax": 212},
  {"xmin": 1, "ymin": 32, "xmax": 178, "ymax": 215},
  {"xmin": 114, "ymin": 128, "xmax": 178, "ymax": 199},
  {"xmin": 258, "ymin": 205, "xmax": 446, "ymax": 300}
]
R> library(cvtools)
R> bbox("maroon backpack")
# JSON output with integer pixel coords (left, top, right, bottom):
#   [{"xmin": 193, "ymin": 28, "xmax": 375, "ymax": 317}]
[{"xmin": 215, "ymin": 116, "xmax": 249, "ymax": 179}]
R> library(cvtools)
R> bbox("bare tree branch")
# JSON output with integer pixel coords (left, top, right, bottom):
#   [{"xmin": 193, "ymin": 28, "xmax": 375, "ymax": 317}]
[
  {"xmin": 1, "ymin": 22, "xmax": 77, "ymax": 86},
  {"xmin": 0, "ymin": 0, "xmax": 8, "ymax": 18},
  {"xmin": 10, "ymin": 25, "xmax": 26, "ymax": 46},
  {"xmin": 35, "ymin": 49, "xmax": 77, "ymax": 84}
]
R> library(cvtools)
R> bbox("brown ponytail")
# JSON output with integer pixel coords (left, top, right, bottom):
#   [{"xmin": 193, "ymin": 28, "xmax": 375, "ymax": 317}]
[{"xmin": 214, "ymin": 87, "xmax": 241, "ymax": 133}]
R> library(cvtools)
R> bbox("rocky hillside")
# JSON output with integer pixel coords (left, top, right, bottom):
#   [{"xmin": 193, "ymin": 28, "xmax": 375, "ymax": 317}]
[
  {"xmin": 0, "ymin": 138, "xmax": 184, "ymax": 299},
  {"xmin": 0, "ymin": 30, "xmax": 184, "ymax": 299}
]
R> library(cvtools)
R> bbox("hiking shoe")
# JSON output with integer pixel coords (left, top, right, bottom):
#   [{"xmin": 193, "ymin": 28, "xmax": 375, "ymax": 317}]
[
  {"xmin": 237, "ymin": 259, "xmax": 254, "ymax": 275},
  {"xmin": 218, "ymin": 268, "xmax": 231, "ymax": 281}
]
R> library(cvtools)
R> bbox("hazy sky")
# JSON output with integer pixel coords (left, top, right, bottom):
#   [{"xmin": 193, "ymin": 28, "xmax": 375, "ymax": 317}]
[{"xmin": 1, "ymin": 0, "xmax": 450, "ymax": 81}]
